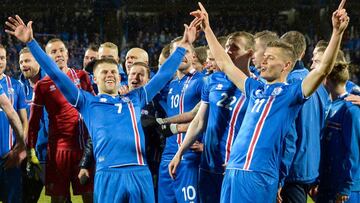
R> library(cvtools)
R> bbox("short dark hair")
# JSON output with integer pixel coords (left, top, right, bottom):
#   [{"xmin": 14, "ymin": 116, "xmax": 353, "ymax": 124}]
[
  {"xmin": 328, "ymin": 60, "xmax": 349, "ymax": 85},
  {"xmin": 227, "ymin": 31, "xmax": 255, "ymax": 51},
  {"xmin": 217, "ymin": 36, "xmax": 228, "ymax": 48},
  {"xmin": 85, "ymin": 58, "xmax": 118, "ymax": 74},
  {"xmin": 46, "ymin": 38, "xmax": 66, "ymax": 48},
  {"xmin": 280, "ymin": 31, "xmax": 306, "ymax": 60},
  {"xmin": 267, "ymin": 40, "xmax": 296, "ymax": 64},
  {"xmin": 129, "ymin": 62, "xmax": 151, "ymax": 78},
  {"xmin": 315, "ymin": 40, "xmax": 328, "ymax": 49},
  {"xmin": 254, "ymin": 30, "xmax": 279, "ymax": 46},
  {"xmin": 160, "ymin": 44, "xmax": 171, "ymax": 59},
  {"xmin": 19, "ymin": 47, "xmax": 30, "ymax": 55},
  {"xmin": 87, "ymin": 44, "xmax": 98, "ymax": 52},
  {"xmin": 194, "ymin": 46, "xmax": 208, "ymax": 64}
]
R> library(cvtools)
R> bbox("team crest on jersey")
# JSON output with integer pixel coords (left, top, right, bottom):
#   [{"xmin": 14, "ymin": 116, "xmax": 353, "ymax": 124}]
[
  {"xmin": 216, "ymin": 84, "xmax": 223, "ymax": 90},
  {"xmin": 49, "ymin": 85, "xmax": 56, "ymax": 91},
  {"xmin": 74, "ymin": 78, "xmax": 80, "ymax": 86},
  {"xmin": 121, "ymin": 96, "xmax": 130, "ymax": 103},
  {"xmin": 168, "ymin": 88, "xmax": 173, "ymax": 94},
  {"xmin": 100, "ymin": 98, "xmax": 107, "ymax": 103},
  {"xmin": 7, "ymin": 87, "xmax": 14, "ymax": 95},
  {"xmin": 271, "ymin": 87, "xmax": 283, "ymax": 96},
  {"xmin": 98, "ymin": 156, "xmax": 105, "ymax": 162}
]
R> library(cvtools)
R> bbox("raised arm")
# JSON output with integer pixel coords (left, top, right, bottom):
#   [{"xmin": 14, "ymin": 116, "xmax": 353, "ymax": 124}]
[
  {"xmin": 158, "ymin": 102, "xmax": 200, "ymax": 124},
  {"xmin": 302, "ymin": 0, "xmax": 349, "ymax": 97},
  {"xmin": 5, "ymin": 16, "xmax": 80, "ymax": 105},
  {"xmin": 144, "ymin": 46, "xmax": 186, "ymax": 101},
  {"xmin": 193, "ymin": 3, "xmax": 248, "ymax": 92},
  {"xmin": 168, "ymin": 102, "xmax": 209, "ymax": 178},
  {"xmin": 144, "ymin": 18, "xmax": 202, "ymax": 101}
]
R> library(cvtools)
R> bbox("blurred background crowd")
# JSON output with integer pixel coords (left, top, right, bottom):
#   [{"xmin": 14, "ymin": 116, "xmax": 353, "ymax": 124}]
[{"xmin": 0, "ymin": 0, "xmax": 359, "ymax": 83}]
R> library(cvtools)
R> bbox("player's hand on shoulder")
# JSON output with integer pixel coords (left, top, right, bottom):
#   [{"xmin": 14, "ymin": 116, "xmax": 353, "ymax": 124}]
[
  {"xmin": 345, "ymin": 94, "xmax": 360, "ymax": 106},
  {"xmin": 5, "ymin": 15, "xmax": 34, "ymax": 43}
]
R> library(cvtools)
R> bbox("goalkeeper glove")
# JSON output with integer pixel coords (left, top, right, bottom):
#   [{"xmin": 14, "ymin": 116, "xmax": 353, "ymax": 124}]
[{"xmin": 26, "ymin": 148, "xmax": 42, "ymax": 181}]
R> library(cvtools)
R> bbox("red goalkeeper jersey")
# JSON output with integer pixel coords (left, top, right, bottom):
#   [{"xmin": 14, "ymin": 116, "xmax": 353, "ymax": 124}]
[{"xmin": 28, "ymin": 68, "xmax": 94, "ymax": 150}]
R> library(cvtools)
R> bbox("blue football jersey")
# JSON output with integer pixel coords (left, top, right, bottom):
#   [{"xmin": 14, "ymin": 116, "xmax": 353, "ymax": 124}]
[
  {"xmin": 19, "ymin": 70, "xmax": 49, "ymax": 163},
  {"xmin": 162, "ymin": 69, "xmax": 204, "ymax": 161},
  {"xmin": 319, "ymin": 94, "xmax": 360, "ymax": 196},
  {"xmin": 77, "ymin": 88, "xmax": 150, "ymax": 171},
  {"xmin": 0, "ymin": 83, "xmax": 3, "ymax": 95},
  {"xmin": 346, "ymin": 80, "xmax": 360, "ymax": 94},
  {"xmin": 27, "ymin": 39, "xmax": 186, "ymax": 172},
  {"xmin": 285, "ymin": 61, "xmax": 331, "ymax": 183},
  {"xmin": 227, "ymin": 78, "xmax": 306, "ymax": 179},
  {"xmin": 0, "ymin": 75, "xmax": 27, "ymax": 157},
  {"xmin": 200, "ymin": 72, "xmax": 248, "ymax": 173}
]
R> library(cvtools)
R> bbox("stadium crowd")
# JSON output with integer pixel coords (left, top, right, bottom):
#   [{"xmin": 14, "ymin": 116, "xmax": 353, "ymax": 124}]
[{"xmin": 0, "ymin": 0, "xmax": 360, "ymax": 203}]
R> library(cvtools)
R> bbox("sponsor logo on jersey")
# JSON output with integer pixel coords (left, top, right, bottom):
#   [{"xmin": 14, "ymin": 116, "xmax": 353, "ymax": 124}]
[
  {"xmin": 49, "ymin": 85, "xmax": 56, "ymax": 91},
  {"xmin": 7, "ymin": 87, "xmax": 14, "ymax": 95},
  {"xmin": 216, "ymin": 84, "xmax": 223, "ymax": 90},
  {"xmin": 98, "ymin": 156, "xmax": 105, "ymax": 162},
  {"xmin": 272, "ymin": 87, "xmax": 283, "ymax": 96},
  {"xmin": 121, "ymin": 96, "xmax": 130, "ymax": 103}
]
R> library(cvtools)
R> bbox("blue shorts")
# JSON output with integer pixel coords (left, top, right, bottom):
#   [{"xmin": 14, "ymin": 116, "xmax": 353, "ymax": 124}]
[
  {"xmin": 94, "ymin": 165, "xmax": 154, "ymax": 203},
  {"xmin": 198, "ymin": 168, "xmax": 224, "ymax": 203},
  {"xmin": 220, "ymin": 169, "xmax": 278, "ymax": 203},
  {"xmin": 158, "ymin": 160, "xmax": 199, "ymax": 203},
  {"xmin": 0, "ymin": 159, "xmax": 22, "ymax": 203}
]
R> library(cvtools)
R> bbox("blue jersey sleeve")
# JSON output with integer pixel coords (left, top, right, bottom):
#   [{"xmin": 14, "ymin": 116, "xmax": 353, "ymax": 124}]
[
  {"xmin": 142, "ymin": 47, "xmax": 185, "ymax": 105},
  {"xmin": 289, "ymin": 81, "xmax": 307, "ymax": 105},
  {"xmin": 244, "ymin": 77, "xmax": 262, "ymax": 98},
  {"xmin": 346, "ymin": 80, "xmax": 360, "ymax": 94},
  {"xmin": 27, "ymin": 40, "xmax": 81, "ymax": 106},
  {"xmin": 279, "ymin": 124, "xmax": 297, "ymax": 186},
  {"xmin": 201, "ymin": 76, "xmax": 210, "ymax": 103},
  {"xmin": 339, "ymin": 105, "xmax": 360, "ymax": 195},
  {"xmin": 16, "ymin": 82, "xmax": 27, "ymax": 110}
]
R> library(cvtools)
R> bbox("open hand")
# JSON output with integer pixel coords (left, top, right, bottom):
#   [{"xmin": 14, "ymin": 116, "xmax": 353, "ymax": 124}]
[
  {"xmin": 190, "ymin": 2, "xmax": 210, "ymax": 30},
  {"xmin": 5, "ymin": 15, "xmax": 34, "ymax": 43},
  {"xmin": 179, "ymin": 17, "xmax": 202, "ymax": 46}
]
